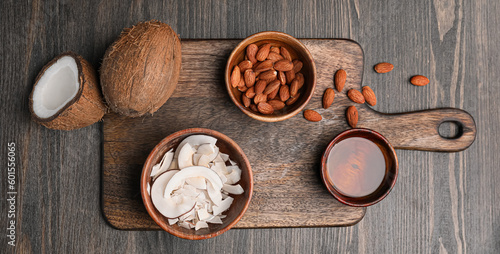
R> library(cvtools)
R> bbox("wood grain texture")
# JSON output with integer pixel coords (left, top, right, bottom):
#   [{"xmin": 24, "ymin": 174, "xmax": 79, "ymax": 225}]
[{"xmin": 2, "ymin": 0, "xmax": 499, "ymax": 253}]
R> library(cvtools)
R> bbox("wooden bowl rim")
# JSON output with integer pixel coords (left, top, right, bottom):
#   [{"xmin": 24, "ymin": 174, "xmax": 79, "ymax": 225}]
[
  {"xmin": 225, "ymin": 31, "xmax": 317, "ymax": 122},
  {"xmin": 140, "ymin": 128, "xmax": 253, "ymax": 240},
  {"xmin": 320, "ymin": 128, "xmax": 399, "ymax": 207}
]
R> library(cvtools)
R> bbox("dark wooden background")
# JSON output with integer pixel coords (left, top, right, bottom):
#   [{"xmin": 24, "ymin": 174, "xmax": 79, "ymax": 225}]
[{"xmin": 1, "ymin": 0, "xmax": 499, "ymax": 253}]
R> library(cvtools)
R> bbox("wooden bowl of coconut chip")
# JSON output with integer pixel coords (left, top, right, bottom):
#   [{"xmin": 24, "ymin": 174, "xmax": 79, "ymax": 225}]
[{"xmin": 140, "ymin": 128, "xmax": 253, "ymax": 240}]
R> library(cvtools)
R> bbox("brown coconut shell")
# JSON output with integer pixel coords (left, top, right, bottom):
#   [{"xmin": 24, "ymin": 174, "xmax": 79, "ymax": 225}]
[
  {"xmin": 29, "ymin": 52, "xmax": 108, "ymax": 130},
  {"xmin": 100, "ymin": 20, "xmax": 182, "ymax": 117}
]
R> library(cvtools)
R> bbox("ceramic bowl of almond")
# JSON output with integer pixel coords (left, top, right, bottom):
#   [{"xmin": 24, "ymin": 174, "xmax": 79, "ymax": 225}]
[
  {"xmin": 225, "ymin": 31, "xmax": 317, "ymax": 122},
  {"xmin": 140, "ymin": 128, "xmax": 253, "ymax": 240}
]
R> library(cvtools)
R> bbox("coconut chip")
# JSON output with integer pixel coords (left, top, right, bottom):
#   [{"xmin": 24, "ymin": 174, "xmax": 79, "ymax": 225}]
[{"xmin": 149, "ymin": 135, "xmax": 244, "ymax": 230}]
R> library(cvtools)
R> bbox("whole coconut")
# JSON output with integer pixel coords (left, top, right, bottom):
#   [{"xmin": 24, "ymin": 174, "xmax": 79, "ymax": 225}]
[{"xmin": 100, "ymin": 20, "xmax": 181, "ymax": 117}]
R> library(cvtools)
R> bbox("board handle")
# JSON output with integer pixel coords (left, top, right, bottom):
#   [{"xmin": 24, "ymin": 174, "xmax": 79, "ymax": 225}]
[{"xmin": 362, "ymin": 108, "xmax": 476, "ymax": 152}]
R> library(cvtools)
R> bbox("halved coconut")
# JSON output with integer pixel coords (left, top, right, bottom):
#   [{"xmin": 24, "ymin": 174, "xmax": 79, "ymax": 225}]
[
  {"xmin": 100, "ymin": 20, "xmax": 181, "ymax": 117},
  {"xmin": 29, "ymin": 52, "xmax": 107, "ymax": 130}
]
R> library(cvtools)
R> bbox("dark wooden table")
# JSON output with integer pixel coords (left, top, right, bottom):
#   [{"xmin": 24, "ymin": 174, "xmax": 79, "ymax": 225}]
[{"xmin": 2, "ymin": 0, "xmax": 499, "ymax": 253}]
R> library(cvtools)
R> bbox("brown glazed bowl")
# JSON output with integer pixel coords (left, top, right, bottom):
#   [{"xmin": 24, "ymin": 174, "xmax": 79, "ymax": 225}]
[
  {"xmin": 140, "ymin": 128, "xmax": 253, "ymax": 240},
  {"xmin": 225, "ymin": 31, "xmax": 317, "ymax": 122},
  {"xmin": 320, "ymin": 128, "xmax": 399, "ymax": 207}
]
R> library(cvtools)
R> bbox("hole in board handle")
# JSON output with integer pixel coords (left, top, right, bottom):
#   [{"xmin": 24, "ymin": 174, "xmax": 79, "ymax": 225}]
[{"xmin": 438, "ymin": 121, "xmax": 464, "ymax": 139}]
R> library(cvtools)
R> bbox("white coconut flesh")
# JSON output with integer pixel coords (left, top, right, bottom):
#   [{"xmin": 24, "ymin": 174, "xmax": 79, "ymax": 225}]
[
  {"xmin": 32, "ymin": 56, "xmax": 80, "ymax": 118},
  {"xmin": 149, "ymin": 136, "xmax": 245, "ymax": 230}
]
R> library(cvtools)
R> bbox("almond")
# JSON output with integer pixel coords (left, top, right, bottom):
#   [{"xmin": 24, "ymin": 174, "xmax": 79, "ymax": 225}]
[
  {"xmin": 255, "ymin": 80, "xmax": 267, "ymax": 94},
  {"xmin": 254, "ymin": 60, "xmax": 274, "ymax": 73},
  {"xmin": 254, "ymin": 93, "xmax": 267, "ymax": 104},
  {"xmin": 295, "ymin": 73, "xmax": 305, "ymax": 89},
  {"xmin": 347, "ymin": 89, "xmax": 365, "ymax": 104},
  {"xmin": 374, "ymin": 62, "xmax": 394, "ymax": 73},
  {"xmin": 362, "ymin": 86, "xmax": 376, "ymax": 106},
  {"xmin": 256, "ymin": 43, "xmax": 271, "ymax": 62},
  {"xmin": 242, "ymin": 94, "xmax": 251, "ymax": 107},
  {"xmin": 245, "ymin": 87, "xmax": 256, "ymax": 99},
  {"xmin": 267, "ymin": 52, "xmax": 283, "ymax": 62},
  {"xmin": 238, "ymin": 75, "xmax": 246, "ymax": 88},
  {"xmin": 257, "ymin": 102, "xmax": 274, "ymax": 114},
  {"xmin": 270, "ymin": 47, "xmax": 280, "ymax": 54},
  {"xmin": 244, "ymin": 69, "xmax": 256, "ymax": 87},
  {"xmin": 279, "ymin": 85, "xmax": 290, "ymax": 102},
  {"xmin": 280, "ymin": 47, "xmax": 292, "ymax": 61},
  {"xmin": 286, "ymin": 93, "xmax": 300, "ymax": 105},
  {"xmin": 237, "ymin": 85, "xmax": 248, "ymax": 92},
  {"xmin": 238, "ymin": 60, "xmax": 253, "ymax": 72},
  {"xmin": 259, "ymin": 70, "xmax": 277, "ymax": 81},
  {"xmin": 246, "ymin": 44, "xmax": 258, "ymax": 64},
  {"xmin": 334, "ymin": 69, "xmax": 346, "ymax": 92},
  {"xmin": 264, "ymin": 80, "xmax": 281, "ymax": 95},
  {"xmin": 249, "ymin": 104, "xmax": 258, "ymax": 112},
  {"xmin": 268, "ymin": 99, "xmax": 285, "ymax": 110},
  {"xmin": 274, "ymin": 60, "xmax": 294, "ymax": 72},
  {"xmin": 410, "ymin": 75, "xmax": 429, "ymax": 86},
  {"xmin": 230, "ymin": 66, "xmax": 241, "ymax": 88},
  {"xmin": 285, "ymin": 70, "xmax": 295, "ymax": 84},
  {"xmin": 346, "ymin": 106, "xmax": 358, "ymax": 128},
  {"xmin": 292, "ymin": 60, "xmax": 303, "ymax": 73},
  {"xmin": 290, "ymin": 79, "xmax": 299, "ymax": 97},
  {"xmin": 278, "ymin": 71, "xmax": 286, "ymax": 85},
  {"xmin": 267, "ymin": 86, "xmax": 279, "ymax": 100},
  {"xmin": 303, "ymin": 109, "xmax": 322, "ymax": 122},
  {"xmin": 322, "ymin": 88, "xmax": 335, "ymax": 109}
]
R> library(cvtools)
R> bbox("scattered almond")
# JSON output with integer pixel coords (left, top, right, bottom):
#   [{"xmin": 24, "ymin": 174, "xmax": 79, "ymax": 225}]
[
  {"xmin": 334, "ymin": 69, "xmax": 346, "ymax": 92},
  {"xmin": 323, "ymin": 88, "xmax": 335, "ymax": 109},
  {"xmin": 257, "ymin": 102, "xmax": 274, "ymax": 114},
  {"xmin": 346, "ymin": 106, "xmax": 358, "ymax": 128},
  {"xmin": 410, "ymin": 75, "xmax": 429, "ymax": 86},
  {"xmin": 347, "ymin": 89, "xmax": 365, "ymax": 104},
  {"xmin": 362, "ymin": 86, "xmax": 376, "ymax": 106},
  {"xmin": 256, "ymin": 43, "xmax": 271, "ymax": 61},
  {"xmin": 374, "ymin": 62, "xmax": 394, "ymax": 73},
  {"xmin": 303, "ymin": 109, "xmax": 322, "ymax": 122}
]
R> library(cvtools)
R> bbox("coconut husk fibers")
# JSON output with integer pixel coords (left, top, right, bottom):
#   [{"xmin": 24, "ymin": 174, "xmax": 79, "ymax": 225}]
[
  {"xmin": 29, "ymin": 52, "xmax": 108, "ymax": 130},
  {"xmin": 100, "ymin": 20, "xmax": 182, "ymax": 117}
]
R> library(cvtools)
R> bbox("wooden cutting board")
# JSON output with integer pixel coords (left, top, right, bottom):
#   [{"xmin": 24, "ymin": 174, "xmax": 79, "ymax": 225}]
[{"xmin": 102, "ymin": 39, "xmax": 476, "ymax": 230}]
